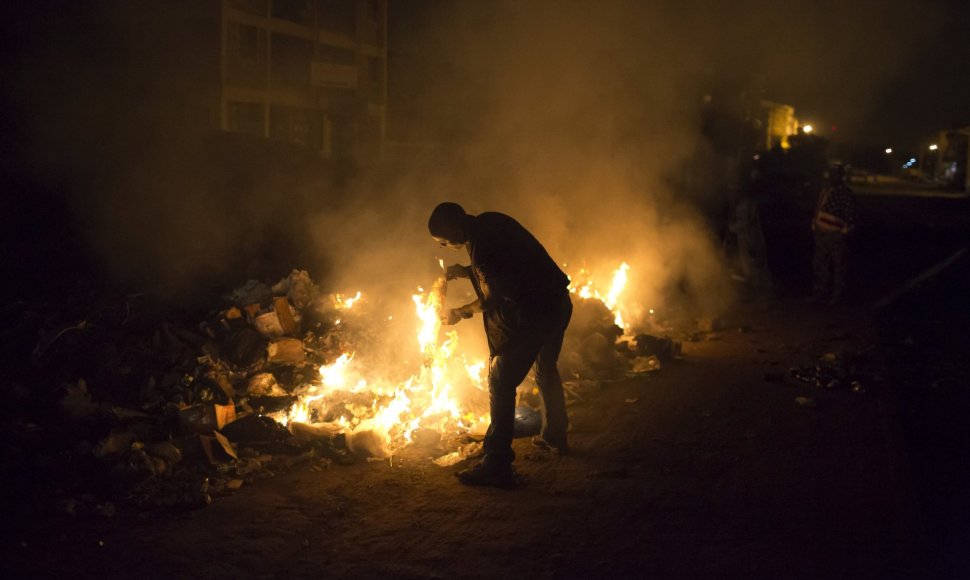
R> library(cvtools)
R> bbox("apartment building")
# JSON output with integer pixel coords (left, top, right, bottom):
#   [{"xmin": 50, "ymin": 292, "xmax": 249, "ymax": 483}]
[
  {"xmin": 117, "ymin": 0, "xmax": 386, "ymax": 163},
  {"xmin": 221, "ymin": 0, "xmax": 386, "ymax": 161}
]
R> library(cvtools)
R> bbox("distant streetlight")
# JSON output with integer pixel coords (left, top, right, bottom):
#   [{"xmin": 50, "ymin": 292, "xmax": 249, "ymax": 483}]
[
  {"xmin": 802, "ymin": 124, "xmax": 814, "ymax": 134},
  {"xmin": 929, "ymin": 144, "xmax": 938, "ymax": 151},
  {"xmin": 885, "ymin": 148, "xmax": 893, "ymax": 154}
]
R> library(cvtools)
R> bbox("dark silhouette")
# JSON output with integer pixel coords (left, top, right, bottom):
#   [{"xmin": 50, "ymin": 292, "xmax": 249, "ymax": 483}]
[{"xmin": 428, "ymin": 202, "xmax": 572, "ymax": 487}]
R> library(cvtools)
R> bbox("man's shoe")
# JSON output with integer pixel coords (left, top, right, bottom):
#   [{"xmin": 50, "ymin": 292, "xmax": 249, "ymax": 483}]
[
  {"xmin": 532, "ymin": 436, "xmax": 569, "ymax": 455},
  {"xmin": 455, "ymin": 462, "xmax": 521, "ymax": 489},
  {"xmin": 456, "ymin": 462, "xmax": 520, "ymax": 488}
]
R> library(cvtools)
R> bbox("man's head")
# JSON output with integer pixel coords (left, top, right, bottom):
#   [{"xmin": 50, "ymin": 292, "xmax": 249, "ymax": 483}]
[
  {"xmin": 826, "ymin": 164, "xmax": 847, "ymax": 186},
  {"xmin": 428, "ymin": 202, "xmax": 468, "ymax": 249}
]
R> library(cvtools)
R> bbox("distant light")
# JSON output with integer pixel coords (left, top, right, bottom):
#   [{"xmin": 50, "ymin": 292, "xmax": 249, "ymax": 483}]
[
  {"xmin": 929, "ymin": 144, "xmax": 938, "ymax": 151},
  {"xmin": 885, "ymin": 148, "xmax": 893, "ymax": 154},
  {"xmin": 753, "ymin": 154, "xmax": 760, "ymax": 160},
  {"xmin": 909, "ymin": 158, "xmax": 916, "ymax": 163},
  {"xmin": 802, "ymin": 124, "xmax": 814, "ymax": 134}
]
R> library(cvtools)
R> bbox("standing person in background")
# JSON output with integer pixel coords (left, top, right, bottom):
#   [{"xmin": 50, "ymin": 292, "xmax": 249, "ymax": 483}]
[
  {"xmin": 809, "ymin": 164, "xmax": 857, "ymax": 305},
  {"xmin": 727, "ymin": 185, "xmax": 774, "ymax": 301}
]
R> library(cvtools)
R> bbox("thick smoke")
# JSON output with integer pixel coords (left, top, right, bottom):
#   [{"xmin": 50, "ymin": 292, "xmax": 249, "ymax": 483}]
[
  {"xmin": 365, "ymin": 0, "xmax": 947, "ymax": 322},
  {"xmin": 2, "ymin": 0, "xmax": 952, "ymax": 317}
]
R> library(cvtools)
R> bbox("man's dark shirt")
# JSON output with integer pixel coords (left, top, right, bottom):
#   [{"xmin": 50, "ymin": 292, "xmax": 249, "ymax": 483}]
[{"xmin": 465, "ymin": 212, "xmax": 569, "ymax": 354}]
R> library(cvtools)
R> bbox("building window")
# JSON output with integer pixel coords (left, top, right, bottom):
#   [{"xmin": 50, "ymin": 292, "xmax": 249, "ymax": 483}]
[
  {"xmin": 367, "ymin": 56, "xmax": 384, "ymax": 101},
  {"xmin": 363, "ymin": 0, "xmax": 381, "ymax": 23},
  {"xmin": 317, "ymin": 0, "xmax": 356, "ymax": 35},
  {"xmin": 368, "ymin": 57, "xmax": 381, "ymax": 82},
  {"xmin": 228, "ymin": 101, "xmax": 265, "ymax": 136},
  {"xmin": 235, "ymin": 24, "xmax": 259, "ymax": 62},
  {"xmin": 270, "ymin": 105, "xmax": 319, "ymax": 148},
  {"xmin": 270, "ymin": 34, "xmax": 312, "ymax": 87},
  {"xmin": 226, "ymin": 22, "xmax": 267, "ymax": 87},
  {"xmin": 272, "ymin": 0, "xmax": 311, "ymax": 25},
  {"xmin": 227, "ymin": 0, "xmax": 268, "ymax": 16},
  {"xmin": 317, "ymin": 44, "xmax": 356, "ymax": 66}
]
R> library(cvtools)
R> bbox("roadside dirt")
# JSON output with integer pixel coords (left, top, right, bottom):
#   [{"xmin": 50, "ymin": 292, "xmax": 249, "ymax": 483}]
[{"xmin": 4, "ymin": 298, "xmax": 923, "ymax": 579}]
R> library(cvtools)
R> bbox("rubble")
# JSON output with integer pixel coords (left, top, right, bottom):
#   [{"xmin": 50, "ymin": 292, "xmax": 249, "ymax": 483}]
[{"xmin": 777, "ymin": 345, "xmax": 884, "ymax": 399}]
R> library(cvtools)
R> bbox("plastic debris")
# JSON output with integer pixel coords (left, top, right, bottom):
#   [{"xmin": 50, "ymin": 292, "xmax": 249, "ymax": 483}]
[
  {"xmin": 228, "ymin": 280, "xmax": 272, "ymax": 307},
  {"xmin": 247, "ymin": 373, "xmax": 287, "ymax": 397},
  {"xmin": 632, "ymin": 355, "xmax": 661, "ymax": 373},
  {"xmin": 433, "ymin": 441, "xmax": 483, "ymax": 467}
]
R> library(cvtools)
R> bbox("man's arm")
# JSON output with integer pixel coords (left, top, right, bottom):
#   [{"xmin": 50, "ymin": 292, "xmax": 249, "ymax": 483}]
[
  {"xmin": 445, "ymin": 264, "xmax": 471, "ymax": 280},
  {"xmin": 443, "ymin": 299, "xmax": 483, "ymax": 325}
]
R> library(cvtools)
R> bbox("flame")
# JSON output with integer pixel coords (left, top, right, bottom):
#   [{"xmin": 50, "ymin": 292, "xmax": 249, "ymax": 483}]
[
  {"xmin": 335, "ymin": 291, "xmax": 362, "ymax": 310},
  {"xmin": 319, "ymin": 352, "xmax": 354, "ymax": 389},
  {"xmin": 278, "ymin": 277, "xmax": 488, "ymax": 456},
  {"xmin": 276, "ymin": 261, "xmax": 633, "ymax": 458},
  {"xmin": 414, "ymin": 274, "xmax": 447, "ymax": 363},
  {"xmin": 569, "ymin": 262, "xmax": 631, "ymax": 329}
]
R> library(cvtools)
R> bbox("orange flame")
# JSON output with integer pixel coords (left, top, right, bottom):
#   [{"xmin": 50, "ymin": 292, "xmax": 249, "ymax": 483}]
[
  {"xmin": 278, "ymin": 260, "xmax": 634, "ymax": 458},
  {"xmin": 569, "ymin": 262, "xmax": 631, "ymax": 330}
]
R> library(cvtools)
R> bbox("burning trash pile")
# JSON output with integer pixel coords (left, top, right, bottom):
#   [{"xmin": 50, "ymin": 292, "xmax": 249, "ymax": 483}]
[
  {"xmin": 2, "ymin": 262, "xmax": 679, "ymax": 516},
  {"xmin": 561, "ymin": 263, "xmax": 681, "ymax": 379}
]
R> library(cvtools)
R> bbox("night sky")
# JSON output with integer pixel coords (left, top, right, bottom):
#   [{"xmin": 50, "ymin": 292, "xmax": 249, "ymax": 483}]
[{"xmin": 389, "ymin": 0, "xmax": 970, "ymax": 152}]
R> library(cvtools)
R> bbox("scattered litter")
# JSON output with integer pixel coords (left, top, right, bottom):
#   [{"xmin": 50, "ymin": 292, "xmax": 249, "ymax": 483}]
[
  {"xmin": 228, "ymin": 280, "xmax": 272, "ymax": 307},
  {"xmin": 247, "ymin": 373, "xmax": 286, "ymax": 397},
  {"xmin": 632, "ymin": 355, "xmax": 661, "ymax": 373},
  {"xmin": 271, "ymin": 269, "xmax": 320, "ymax": 310},
  {"xmin": 345, "ymin": 422, "xmax": 389, "ymax": 458},
  {"xmin": 631, "ymin": 335, "xmax": 681, "ymax": 360},
  {"xmin": 1, "ymin": 265, "xmax": 733, "ymax": 515},
  {"xmin": 267, "ymin": 337, "xmax": 305, "ymax": 364},
  {"xmin": 512, "ymin": 406, "xmax": 541, "ymax": 438},
  {"xmin": 254, "ymin": 312, "xmax": 285, "ymax": 338},
  {"xmin": 433, "ymin": 442, "xmax": 483, "ymax": 467},
  {"xmin": 411, "ymin": 427, "xmax": 441, "ymax": 448}
]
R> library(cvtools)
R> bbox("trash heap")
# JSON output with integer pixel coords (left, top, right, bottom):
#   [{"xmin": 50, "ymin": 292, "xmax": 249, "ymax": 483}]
[
  {"xmin": 2, "ymin": 264, "xmax": 676, "ymax": 517},
  {"xmin": 2, "ymin": 270, "xmax": 434, "ymax": 516},
  {"xmin": 560, "ymin": 297, "xmax": 682, "ymax": 379}
]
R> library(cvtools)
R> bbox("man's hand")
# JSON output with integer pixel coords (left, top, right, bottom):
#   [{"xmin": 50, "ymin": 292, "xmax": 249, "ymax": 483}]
[
  {"xmin": 442, "ymin": 306, "xmax": 473, "ymax": 325},
  {"xmin": 445, "ymin": 264, "xmax": 470, "ymax": 281}
]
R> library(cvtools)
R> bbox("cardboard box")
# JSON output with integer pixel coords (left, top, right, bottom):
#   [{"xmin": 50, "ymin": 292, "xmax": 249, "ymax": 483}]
[{"xmin": 178, "ymin": 402, "xmax": 237, "ymax": 435}]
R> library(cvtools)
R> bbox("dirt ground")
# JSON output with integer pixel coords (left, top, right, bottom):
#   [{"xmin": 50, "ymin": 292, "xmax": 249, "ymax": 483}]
[
  {"xmin": 4, "ymin": 298, "xmax": 924, "ymax": 579},
  {"xmin": 5, "ymin": 180, "xmax": 967, "ymax": 579}
]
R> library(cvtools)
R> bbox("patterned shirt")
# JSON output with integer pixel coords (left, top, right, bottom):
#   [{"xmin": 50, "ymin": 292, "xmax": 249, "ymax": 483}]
[{"xmin": 814, "ymin": 184, "xmax": 856, "ymax": 232}]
